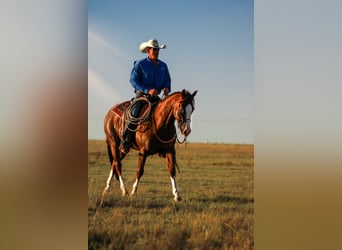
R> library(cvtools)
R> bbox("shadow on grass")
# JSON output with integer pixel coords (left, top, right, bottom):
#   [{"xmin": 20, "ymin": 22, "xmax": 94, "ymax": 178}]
[
  {"xmin": 88, "ymin": 232, "xmax": 111, "ymax": 250},
  {"xmin": 94, "ymin": 195, "xmax": 171, "ymax": 211},
  {"xmin": 196, "ymin": 195, "xmax": 254, "ymax": 204},
  {"xmin": 214, "ymin": 194, "xmax": 254, "ymax": 204}
]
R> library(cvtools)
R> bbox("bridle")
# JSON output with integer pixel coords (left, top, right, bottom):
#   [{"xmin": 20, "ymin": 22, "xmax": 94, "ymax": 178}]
[
  {"xmin": 154, "ymin": 94, "xmax": 195, "ymax": 145},
  {"xmin": 175, "ymin": 97, "xmax": 195, "ymax": 144}
]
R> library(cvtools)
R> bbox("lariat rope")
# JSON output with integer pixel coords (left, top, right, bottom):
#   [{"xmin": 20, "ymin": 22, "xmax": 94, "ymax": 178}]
[{"xmin": 124, "ymin": 97, "xmax": 152, "ymax": 132}]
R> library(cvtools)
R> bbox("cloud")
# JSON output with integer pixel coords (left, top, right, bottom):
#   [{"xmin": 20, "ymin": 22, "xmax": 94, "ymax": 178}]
[
  {"xmin": 88, "ymin": 29, "xmax": 133, "ymax": 120},
  {"xmin": 88, "ymin": 68, "xmax": 120, "ymax": 102}
]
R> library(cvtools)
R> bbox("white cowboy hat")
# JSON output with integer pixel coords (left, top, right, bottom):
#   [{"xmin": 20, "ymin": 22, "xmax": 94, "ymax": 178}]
[{"xmin": 139, "ymin": 39, "xmax": 166, "ymax": 53}]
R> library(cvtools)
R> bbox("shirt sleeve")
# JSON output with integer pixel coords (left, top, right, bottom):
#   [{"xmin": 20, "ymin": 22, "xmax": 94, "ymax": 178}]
[
  {"xmin": 163, "ymin": 64, "xmax": 171, "ymax": 92},
  {"xmin": 130, "ymin": 61, "xmax": 148, "ymax": 94}
]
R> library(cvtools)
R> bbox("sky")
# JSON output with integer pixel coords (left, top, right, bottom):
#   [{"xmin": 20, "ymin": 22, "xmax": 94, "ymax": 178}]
[{"xmin": 88, "ymin": 0, "xmax": 254, "ymax": 144}]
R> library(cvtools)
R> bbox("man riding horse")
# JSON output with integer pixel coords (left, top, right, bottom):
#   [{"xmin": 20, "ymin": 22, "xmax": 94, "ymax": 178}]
[{"xmin": 120, "ymin": 39, "xmax": 171, "ymax": 154}]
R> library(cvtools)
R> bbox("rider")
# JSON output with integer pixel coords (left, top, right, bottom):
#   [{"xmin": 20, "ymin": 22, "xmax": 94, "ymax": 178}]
[{"xmin": 119, "ymin": 39, "xmax": 171, "ymax": 154}]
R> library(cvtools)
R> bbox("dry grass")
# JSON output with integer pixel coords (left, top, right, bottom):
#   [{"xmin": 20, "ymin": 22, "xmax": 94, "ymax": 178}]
[{"xmin": 88, "ymin": 140, "xmax": 254, "ymax": 249}]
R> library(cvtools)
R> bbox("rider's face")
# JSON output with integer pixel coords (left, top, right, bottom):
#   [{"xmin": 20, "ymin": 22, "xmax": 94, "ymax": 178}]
[{"xmin": 147, "ymin": 47, "xmax": 159, "ymax": 61}]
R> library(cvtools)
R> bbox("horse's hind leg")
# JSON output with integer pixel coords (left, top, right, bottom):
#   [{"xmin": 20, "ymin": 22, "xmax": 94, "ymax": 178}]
[
  {"xmin": 103, "ymin": 144, "xmax": 116, "ymax": 192},
  {"xmin": 166, "ymin": 151, "xmax": 181, "ymax": 202},
  {"xmin": 131, "ymin": 152, "xmax": 147, "ymax": 196},
  {"xmin": 103, "ymin": 143, "xmax": 128, "ymax": 197},
  {"xmin": 107, "ymin": 144, "xmax": 114, "ymax": 170},
  {"xmin": 102, "ymin": 144, "xmax": 116, "ymax": 192}
]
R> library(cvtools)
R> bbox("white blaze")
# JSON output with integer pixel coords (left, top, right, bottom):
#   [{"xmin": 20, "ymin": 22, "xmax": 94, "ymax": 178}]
[{"xmin": 184, "ymin": 104, "xmax": 193, "ymax": 135}]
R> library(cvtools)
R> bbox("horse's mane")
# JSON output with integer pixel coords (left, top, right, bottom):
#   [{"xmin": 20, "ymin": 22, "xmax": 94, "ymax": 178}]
[
  {"xmin": 161, "ymin": 89, "xmax": 195, "ymax": 107},
  {"xmin": 154, "ymin": 89, "xmax": 195, "ymax": 129},
  {"xmin": 167, "ymin": 89, "xmax": 191, "ymax": 97}
]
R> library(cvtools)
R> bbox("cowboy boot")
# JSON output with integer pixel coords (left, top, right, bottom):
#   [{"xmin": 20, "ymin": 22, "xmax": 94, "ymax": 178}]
[
  {"xmin": 119, "ymin": 126, "xmax": 134, "ymax": 154},
  {"xmin": 119, "ymin": 100, "xmax": 141, "ymax": 154}
]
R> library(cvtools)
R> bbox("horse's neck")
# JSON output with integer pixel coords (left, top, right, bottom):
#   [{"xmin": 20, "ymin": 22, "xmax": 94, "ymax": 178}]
[{"xmin": 153, "ymin": 96, "xmax": 177, "ymax": 130}]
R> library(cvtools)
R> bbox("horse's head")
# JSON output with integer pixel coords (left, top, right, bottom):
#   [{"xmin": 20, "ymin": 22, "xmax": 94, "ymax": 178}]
[{"xmin": 174, "ymin": 89, "xmax": 197, "ymax": 137}]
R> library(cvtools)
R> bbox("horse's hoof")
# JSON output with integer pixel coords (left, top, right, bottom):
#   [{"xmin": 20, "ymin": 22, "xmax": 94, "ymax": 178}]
[
  {"xmin": 103, "ymin": 188, "xmax": 110, "ymax": 194},
  {"xmin": 99, "ymin": 200, "xmax": 105, "ymax": 208},
  {"xmin": 174, "ymin": 196, "xmax": 182, "ymax": 202}
]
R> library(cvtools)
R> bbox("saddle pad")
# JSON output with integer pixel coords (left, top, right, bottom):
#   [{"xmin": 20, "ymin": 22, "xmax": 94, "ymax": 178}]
[{"xmin": 111, "ymin": 101, "xmax": 131, "ymax": 117}]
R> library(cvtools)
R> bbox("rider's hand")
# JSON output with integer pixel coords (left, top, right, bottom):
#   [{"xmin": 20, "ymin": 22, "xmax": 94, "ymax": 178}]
[
  {"xmin": 163, "ymin": 88, "xmax": 170, "ymax": 96},
  {"xmin": 148, "ymin": 89, "xmax": 158, "ymax": 96}
]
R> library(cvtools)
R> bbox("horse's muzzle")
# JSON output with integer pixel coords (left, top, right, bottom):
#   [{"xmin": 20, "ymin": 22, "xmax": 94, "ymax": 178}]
[{"xmin": 182, "ymin": 126, "xmax": 191, "ymax": 137}]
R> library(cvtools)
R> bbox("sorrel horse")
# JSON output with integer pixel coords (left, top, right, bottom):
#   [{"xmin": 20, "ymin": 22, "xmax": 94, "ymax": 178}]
[{"xmin": 102, "ymin": 89, "xmax": 197, "ymax": 203}]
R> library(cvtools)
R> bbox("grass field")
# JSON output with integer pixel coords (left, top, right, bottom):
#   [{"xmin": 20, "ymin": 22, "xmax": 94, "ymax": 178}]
[{"xmin": 88, "ymin": 140, "xmax": 254, "ymax": 249}]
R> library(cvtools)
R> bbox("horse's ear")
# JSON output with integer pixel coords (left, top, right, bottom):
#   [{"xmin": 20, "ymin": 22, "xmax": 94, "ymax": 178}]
[{"xmin": 192, "ymin": 90, "xmax": 198, "ymax": 97}]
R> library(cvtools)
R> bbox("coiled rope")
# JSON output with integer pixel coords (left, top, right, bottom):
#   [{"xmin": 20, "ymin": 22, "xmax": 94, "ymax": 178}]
[{"xmin": 125, "ymin": 97, "xmax": 152, "ymax": 132}]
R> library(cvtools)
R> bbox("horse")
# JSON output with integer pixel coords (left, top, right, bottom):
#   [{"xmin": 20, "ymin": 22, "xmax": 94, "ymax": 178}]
[{"xmin": 101, "ymin": 89, "xmax": 197, "ymax": 203}]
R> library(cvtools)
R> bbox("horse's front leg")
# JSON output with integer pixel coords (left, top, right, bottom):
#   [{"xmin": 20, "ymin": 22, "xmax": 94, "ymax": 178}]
[
  {"xmin": 166, "ymin": 151, "xmax": 181, "ymax": 202},
  {"xmin": 131, "ymin": 152, "xmax": 147, "ymax": 196}
]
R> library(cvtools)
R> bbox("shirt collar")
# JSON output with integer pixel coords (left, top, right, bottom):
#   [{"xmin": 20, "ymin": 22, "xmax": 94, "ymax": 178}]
[{"xmin": 147, "ymin": 57, "xmax": 159, "ymax": 64}]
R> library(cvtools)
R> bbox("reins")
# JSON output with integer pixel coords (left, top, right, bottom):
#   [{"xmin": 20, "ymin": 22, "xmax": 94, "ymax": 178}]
[
  {"xmin": 154, "ymin": 131, "xmax": 177, "ymax": 144},
  {"xmin": 176, "ymin": 134, "xmax": 187, "ymax": 144},
  {"xmin": 153, "ymin": 126, "xmax": 188, "ymax": 144}
]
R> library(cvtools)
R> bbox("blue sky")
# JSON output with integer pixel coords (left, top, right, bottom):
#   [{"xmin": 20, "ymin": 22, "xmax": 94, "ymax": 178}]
[{"xmin": 88, "ymin": 0, "xmax": 254, "ymax": 143}]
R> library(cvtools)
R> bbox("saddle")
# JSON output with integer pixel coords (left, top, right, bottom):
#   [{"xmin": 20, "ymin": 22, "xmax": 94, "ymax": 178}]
[{"xmin": 111, "ymin": 101, "xmax": 131, "ymax": 117}]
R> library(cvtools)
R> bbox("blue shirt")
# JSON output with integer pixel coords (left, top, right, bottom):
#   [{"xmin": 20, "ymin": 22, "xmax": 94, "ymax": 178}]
[{"xmin": 130, "ymin": 57, "xmax": 171, "ymax": 94}]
